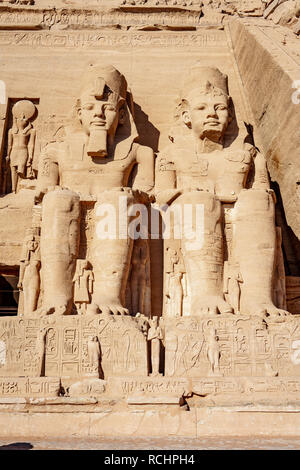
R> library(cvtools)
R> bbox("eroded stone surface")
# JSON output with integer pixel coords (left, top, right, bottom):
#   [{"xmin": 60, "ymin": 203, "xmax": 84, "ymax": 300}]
[{"xmin": 0, "ymin": 0, "xmax": 299, "ymax": 439}]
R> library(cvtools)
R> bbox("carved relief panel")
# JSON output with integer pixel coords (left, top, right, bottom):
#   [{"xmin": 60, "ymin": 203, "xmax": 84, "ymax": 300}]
[
  {"xmin": 164, "ymin": 316, "xmax": 300, "ymax": 378},
  {"xmin": 1, "ymin": 98, "xmax": 39, "ymax": 195}
]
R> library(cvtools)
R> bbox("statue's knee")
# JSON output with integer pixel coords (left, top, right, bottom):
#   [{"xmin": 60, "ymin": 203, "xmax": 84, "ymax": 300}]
[
  {"xmin": 176, "ymin": 190, "xmax": 219, "ymax": 213},
  {"xmin": 42, "ymin": 188, "xmax": 80, "ymax": 216},
  {"xmin": 97, "ymin": 187, "xmax": 135, "ymax": 206},
  {"xmin": 235, "ymin": 189, "xmax": 274, "ymax": 217}
]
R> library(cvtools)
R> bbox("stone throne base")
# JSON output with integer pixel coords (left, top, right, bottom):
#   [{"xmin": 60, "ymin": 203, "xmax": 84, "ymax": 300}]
[{"xmin": 1, "ymin": 314, "xmax": 300, "ymax": 438}]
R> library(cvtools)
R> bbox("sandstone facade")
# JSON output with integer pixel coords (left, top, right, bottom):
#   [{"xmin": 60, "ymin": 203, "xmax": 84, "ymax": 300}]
[{"xmin": 0, "ymin": 0, "xmax": 299, "ymax": 438}]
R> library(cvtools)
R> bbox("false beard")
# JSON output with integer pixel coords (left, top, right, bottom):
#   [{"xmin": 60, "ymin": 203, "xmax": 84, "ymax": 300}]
[{"xmin": 87, "ymin": 128, "xmax": 108, "ymax": 158}]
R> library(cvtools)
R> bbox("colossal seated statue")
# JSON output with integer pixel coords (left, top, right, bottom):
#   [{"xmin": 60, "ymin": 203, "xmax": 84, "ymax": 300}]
[
  {"xmin": 156, "ymin": 64, "xmax": 289, "ymax": 318},
  {"xmin": 33, "ymin": 64, "xmax": 154, "ymax": 316}
]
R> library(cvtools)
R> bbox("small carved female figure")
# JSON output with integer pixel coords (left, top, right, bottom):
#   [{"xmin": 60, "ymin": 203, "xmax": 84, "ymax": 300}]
[
  {"xmin": 73, "ymin": 260, "xmax": 94, "ymax": 314},
  {"xmin": 87, "ymin": 336, "xmax": 102, "ymax": 378},
  {"xmin": 147, "ymin": 316, "xmax": 164, "ymax": 376},
  {"xmin": 18, "ymin": 229, "xmax": 41, "ymax": 316},
  {"xmin": 206, "ymin": 327, "xmax": 221, "ymax": 376}
]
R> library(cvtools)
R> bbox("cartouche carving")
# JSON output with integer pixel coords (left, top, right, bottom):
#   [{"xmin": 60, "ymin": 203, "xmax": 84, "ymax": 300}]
[{"xmin": 157, "ymin": 64, "xmax": 289, "ymax": 318}]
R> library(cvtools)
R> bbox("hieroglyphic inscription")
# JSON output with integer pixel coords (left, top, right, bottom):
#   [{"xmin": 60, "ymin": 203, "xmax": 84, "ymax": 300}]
[
  {"xmin": 0, "ymin": 31, "xmax": 226, "ymax": 49},
  {"xmin": 0, "ymin": 377, "xmax": 60, "ymax": 397},
  {"xmin": 0, "ymin": 316, "xmax": 147, "ymax": 378},
  {"xmin": 107, "ymin": 376, "xmax": 189, "ymax": 396},
  {"xmin": 164, "ymin": 316, "xmax": 300, "ymax": 378},
  {"xmin": 0, "ymin": 8, "xmax": 202, "ymax": 29}
]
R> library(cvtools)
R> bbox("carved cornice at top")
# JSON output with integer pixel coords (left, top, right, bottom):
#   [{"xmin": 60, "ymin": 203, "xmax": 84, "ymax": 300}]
[
  {"xmin": 263, "ymin": 0, "xmax": 300, "ymax": 35},
  {"xmin": 0, "ymin": 1, "xmax": 267, "ymax": 31},
  {"xmin": 0, "ymin": 0, "xmax": 203, "ymax": 10},
  {"xmin": 0, "ymin": 6, "xmax": 203, "ymax": 30}
]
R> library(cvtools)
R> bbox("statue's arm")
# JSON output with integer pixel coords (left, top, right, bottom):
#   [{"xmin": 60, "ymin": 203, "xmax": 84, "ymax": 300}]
[
  {"xmin": 35, "ymin": 145, "xmax": 59, "ymax": 201},
  {"xmin": 133, "ymin": 145, "xmax": 155, "ymax": 193},
  {"xmin": 182, "ymin": 274, "xmax": 187, "ymax": 297},
  {"xmin": 27, "ymin": 129, "xmax": 36, "ymax": 164},
  {"xmin": 155, "ymin": 154, "xmax": 181, "ymax": 206},
  {"xmin": 18, "ymin": 261, "xmax": 25, "ymax": 289},
  {"xmin": 88, "ymin": 272, "xmax": 94, "ymax": 293},
  {"xmin": 6, "ymin": 130, "xmax": 13, "ymax": 161},
  {"xmin": 252, "ymin": 151, "xmax": 270, "ymax": 190}
]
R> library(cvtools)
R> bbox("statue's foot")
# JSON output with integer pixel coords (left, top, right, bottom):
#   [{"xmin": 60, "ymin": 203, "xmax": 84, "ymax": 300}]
[
  {"xmin": 192, "ymin": 296, "xmax": 233, "ymax": 316},
  {"xmin": 253, "ymin": 303, "xmax": 290, "ymax": 318},
  {"xmin": 42, "ymin": 304, "xmax": 67, "ymax": 316},
  {"xmin": 98, "ymin": 303, "xmax": 129, "ymax": 316}
]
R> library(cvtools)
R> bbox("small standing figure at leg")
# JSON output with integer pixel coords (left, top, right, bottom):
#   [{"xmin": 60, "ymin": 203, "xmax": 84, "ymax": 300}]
[
  {"xmin": 73, "ymin": 260, "xmax": 94, "ymax": 315},
  {"xmin": 147, "ymin": 316, "xmax": 163, "ymax": 376},
  {"xmin": 18, "ymin": 228, "xmax": 41, "ymax": 316}
]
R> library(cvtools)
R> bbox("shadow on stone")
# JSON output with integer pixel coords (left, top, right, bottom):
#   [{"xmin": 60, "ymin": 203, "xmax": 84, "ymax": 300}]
[{"xmin": 0, "ymin": 442, "xmax": 33, "ymax": 450}]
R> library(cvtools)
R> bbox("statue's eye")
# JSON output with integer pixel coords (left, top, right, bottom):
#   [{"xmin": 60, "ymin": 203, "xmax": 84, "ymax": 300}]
[
  {"xmin": 196, "ymin": 105, "xmax": 205, "ymax": 110},
  {"xmin": 104, "ymin": 104, "xmax": 116, "ymax": 112},
  {"xmin": 82, "ymin": 104, "xmax": 94, "ymax": 110},
  {"xmin": 216, "ymin": 105, "xmax": 227, "ymax": 111}
]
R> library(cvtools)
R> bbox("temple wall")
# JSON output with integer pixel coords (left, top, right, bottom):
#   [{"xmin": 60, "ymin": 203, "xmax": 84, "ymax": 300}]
[{"xmin": 230, "ymin": 18, "xmax": 300, "ymax": 242}]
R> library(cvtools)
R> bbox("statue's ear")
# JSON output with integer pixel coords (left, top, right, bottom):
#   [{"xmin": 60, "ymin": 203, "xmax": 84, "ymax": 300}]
[
  {"xmin": 118, "ymin": 106, "xmax": 126, "ymax": 125},
  {"xmin": 182, "ymin": 110, "xmax": 191, "ymax": 128},
  {"xmin": 76, "ymin": 99, "xmax": 82, "ymax": 119},
  {"xmin": 228, "ymin": 97, "xmax": 233, "ymax": 124}
]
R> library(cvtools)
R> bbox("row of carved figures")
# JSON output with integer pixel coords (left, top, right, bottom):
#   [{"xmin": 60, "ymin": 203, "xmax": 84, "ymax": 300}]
[
  {"xmin": 32, "ymin": 315, "xmax": 221, "ymax": 379},
  {"xmin": 18, "ymin": 217, "xmax": 151, "ymax": 317}
]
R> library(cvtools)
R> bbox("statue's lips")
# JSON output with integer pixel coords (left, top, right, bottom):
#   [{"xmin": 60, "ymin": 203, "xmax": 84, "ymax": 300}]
[
  {"xmin": 203, "ymin": 120, "xmax": 220, "ymax": 126},
  {"xmin": 90, "ymin": 121, "xmax": 106, "ymax": 127}
]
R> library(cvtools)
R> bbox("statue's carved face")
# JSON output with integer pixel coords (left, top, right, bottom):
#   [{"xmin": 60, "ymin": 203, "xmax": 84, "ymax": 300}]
[
  {"xmin": 15, "ymin": 115, "xmax": 29, "ymax": 130},
  {"xmin": 183, "ymin": 88, "xmax": 229, "ymax": 142},
  {"xmin": 78, "ymin": 92, "xmax": 120, "ymax": 137}
]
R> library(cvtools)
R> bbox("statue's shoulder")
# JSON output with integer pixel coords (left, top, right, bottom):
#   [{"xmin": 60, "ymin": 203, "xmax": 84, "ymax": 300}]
[
  {"xmin": 221, "ymin": 143, "xmax": 255, "ymax": 166},
  {"xmin": 41, "ymin": 125, "xmax": 67, "ymax": 157},
  {"xmin": 135, "ymin": 142, "xmax": 154, "ymax": 160},
  {"xmin": 41, "ymin": 125, "xmax": 85, "ymax": 160},
  {"xmin": 40, "ymin": 141, "xmax": 64, "ymax": 161},
  {"xmin": 157, "ymin": 141, "xmax": 184, "ymax": 172}
]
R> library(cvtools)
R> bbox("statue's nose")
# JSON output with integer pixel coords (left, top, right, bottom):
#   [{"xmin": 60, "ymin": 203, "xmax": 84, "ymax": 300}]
[
  {"xmin": 206, "ymin": 107, "xmax": 218, "ymax": 118},
  {"xmin": 94, "ymin": 103, "xmax": 105, "ymax": 118}
]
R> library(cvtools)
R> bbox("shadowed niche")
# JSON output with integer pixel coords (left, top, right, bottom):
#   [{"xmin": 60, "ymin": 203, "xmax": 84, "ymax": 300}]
[{"xmin": 133, "ymin": 102, "xmax": 160, "ymax": 153}]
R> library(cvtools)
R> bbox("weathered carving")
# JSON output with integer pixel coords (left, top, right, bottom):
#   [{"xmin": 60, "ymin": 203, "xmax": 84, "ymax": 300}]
[
  {"xmin": 18, "ymin": 228, "xmax": 41, "ymax": 316},
  {"xmin": 156, "ymin": 64, "xmax": 289, "ymax": 318},
  {"xmin": 147, "ymin": 316, "xmax": 164, "ymax": 376},
  {"xmin": 6, "ymin": 100, "xmax": 36, "ymax": 193},
  {"xmin": 130, "ymin": 239, "xmax": 150, "ymax": 316},
  {"xmin": 87, "ymin": 335, "xmax": 102, "ymax": 378},
  {"xmin": 0, "ymin": 13, "xmax": 300, "ymax": 431},
  {"xmin": 205, "ymin": 324, "xmax": 221, "ymax": 376},
  {"xmin": 34, "ymin": 64, "xmax": 154, "ymax": 317},
  {"xmin": 73, "ymin": 260, "xmax": 94, "ymax": 315},
  {"xmin": 164, "ymin": 315, "xmax": 300, "ymax": 378}
]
